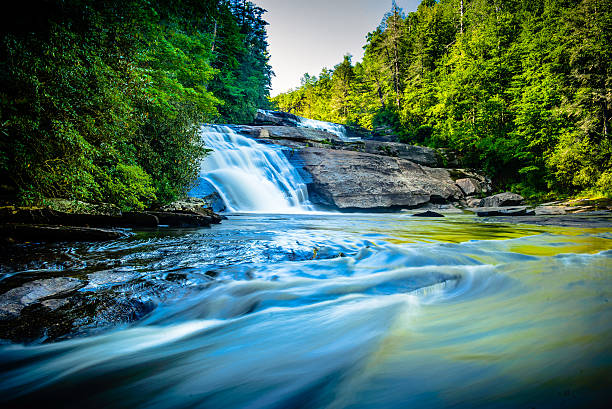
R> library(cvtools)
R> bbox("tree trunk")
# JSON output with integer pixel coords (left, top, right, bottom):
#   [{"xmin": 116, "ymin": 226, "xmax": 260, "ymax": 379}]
[
  {"xmin": 211, "ymin": 20, "xmax": 218, "ymax": 52},
  {"xmin": 460, "ymin": 0, "xmax": 464, "ymax": 34}
]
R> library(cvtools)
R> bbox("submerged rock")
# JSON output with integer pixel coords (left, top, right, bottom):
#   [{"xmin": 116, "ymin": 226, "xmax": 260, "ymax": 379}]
[
  {"xmin": 147, "ymin": 211, "xmax": 219, "ymax": 227},
  {"xmin": 0, "ymin": 277, "xmax": 83, "ymax": 319},
  {"xmin": 412, "ymin": 211, "xmax": 445, "ymax": 217},
  {"xmin": 470, "ymin": 206, "xmax": 534, "ymax": 217},
  {"xmin": 535, "ymin": 206, "xmax": 570, "ymax": 215}
]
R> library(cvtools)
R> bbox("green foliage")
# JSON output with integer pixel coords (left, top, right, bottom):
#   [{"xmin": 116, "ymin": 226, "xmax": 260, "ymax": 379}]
[
  {"xmin": 107, "ymin": 164, "xmax": 157, "ymax": 211},
  {"xmin": 0, "ymin": 0, "xmax": 271, "ymax": 208},
  {"xmin": 273, "ymin": 0, "xmax": 612, "ymax": 197}
]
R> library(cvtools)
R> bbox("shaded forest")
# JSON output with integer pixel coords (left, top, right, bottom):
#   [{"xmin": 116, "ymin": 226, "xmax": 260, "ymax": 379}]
[
  {"xmin": 273, "ymin": 0, "xmax": 611, "ymax": 198},
  {"xmin": 0, "ymin": 0, "xmax": 271, "ymax": 209}
]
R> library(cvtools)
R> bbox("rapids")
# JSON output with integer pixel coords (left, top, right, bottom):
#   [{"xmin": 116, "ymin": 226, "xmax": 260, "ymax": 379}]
[{"xmin": 0, "ymin": 213, "xmax": 611, "ymax": 408}]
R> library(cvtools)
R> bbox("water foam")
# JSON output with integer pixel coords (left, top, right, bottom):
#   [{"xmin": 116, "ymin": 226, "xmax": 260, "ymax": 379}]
[{"xmin": 193, "ymin": 125, "xmax": 312, "ymax": 213}]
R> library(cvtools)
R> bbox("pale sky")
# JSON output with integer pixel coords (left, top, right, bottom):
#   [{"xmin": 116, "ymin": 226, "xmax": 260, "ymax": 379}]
[{"xmin": 255, "ymin": 0, "xmax": 421, "ymax": 96}]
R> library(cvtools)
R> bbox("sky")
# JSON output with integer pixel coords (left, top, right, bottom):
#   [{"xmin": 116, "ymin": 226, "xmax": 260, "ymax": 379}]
[{"xmin": 255, "ymin": 0, "xmax": 421, "ymax": 96}]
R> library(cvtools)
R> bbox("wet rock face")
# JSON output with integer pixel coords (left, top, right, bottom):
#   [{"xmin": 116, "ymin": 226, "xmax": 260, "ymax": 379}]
[
  {"xmin": 299, "ymin": 148, "xmax": 463, "ymax": 210},
  {"xmin": 0, "ymin": 272, "xmax": 159, "ymax": 343},
  {"xmin": 0, "ymin": 278, "xmax": 84, "ymax": 319}
]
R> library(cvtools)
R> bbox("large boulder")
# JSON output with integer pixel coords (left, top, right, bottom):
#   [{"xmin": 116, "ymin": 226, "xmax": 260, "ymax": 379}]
[
  {"xmin": 253, "ymin": 110, "xmax": 301, "ymax": 127},
  {"xmin": 357, "ymin": 141, "xmax": 439, "ymax": 167},
  {"xmin": 477, "ymin": 192, "xmax": 524, "ymax": 207},
  {"xmin": 158, "ymin": 197, "xmax": 224, "ymax": 222},
  {"xmin": 298, "ymin": 148, "xmax": 463, "ymax": 210},
  {"xmin": 240, "ymin": 125, "xmax": 441, "ymax": 167},
  {"xmin": 455, "ymin": 178, "xmax": 482, "ymax": 196},
  {"xmin": 240, "ymin": 125, "xmax": 344, "ymax": 144}
]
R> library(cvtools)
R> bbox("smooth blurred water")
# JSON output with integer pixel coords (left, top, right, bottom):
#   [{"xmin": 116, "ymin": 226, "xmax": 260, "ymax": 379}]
[
  {"xmin": 297, "ymin": 117, "xmax": 351, "ymax": 140},
  {"xmin": 1, "ymin": 213, "xmax": 611, "ymax": 408},
  {"xmin": 194, "ymin": 125, "xmax": 312, "ymax": 213}
]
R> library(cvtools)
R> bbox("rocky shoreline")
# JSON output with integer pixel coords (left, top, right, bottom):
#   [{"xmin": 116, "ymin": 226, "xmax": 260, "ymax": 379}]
[{"xmin": 0, "ymin": 197, "xmax": 224, "ymax": 244}]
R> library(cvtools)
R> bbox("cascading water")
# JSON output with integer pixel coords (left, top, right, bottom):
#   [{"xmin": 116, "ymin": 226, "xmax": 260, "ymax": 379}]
[
  {"xmin": 256, "ymin": 109, "xmax": 359, "ymax": 141},
  {"xmin": 192, "ymin": 125, "xmax": 312, "ymax": 213},
  {"xmin": 297, "ymin": 117, "xmax": 349, "ymax": 140}
]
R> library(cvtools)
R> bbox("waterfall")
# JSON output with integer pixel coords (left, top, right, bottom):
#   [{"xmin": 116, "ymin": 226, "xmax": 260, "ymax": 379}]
[
  {"xmin": 256, "ymin": 109, "xmax": 360, "ymax": 141},
  {"xmin": 297, "ymin": 117, "xmax": 349, "ymax": 140},
  {"xmin": 192, "ymin": 125, "xmax": 312, "ymax": 213}
]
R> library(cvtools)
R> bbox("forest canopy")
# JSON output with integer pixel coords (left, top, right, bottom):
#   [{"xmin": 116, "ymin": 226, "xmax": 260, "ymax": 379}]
[
  {"xmin": 0, "ymin": 0, "xmax": 272, "ymax": 209},
  {"xmin": 273, "ymin": 0, "xmax": 611, "ymax": 198}
]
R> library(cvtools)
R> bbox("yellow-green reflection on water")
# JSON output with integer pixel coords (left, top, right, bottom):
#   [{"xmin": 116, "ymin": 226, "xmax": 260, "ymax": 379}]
[{"xmin": 369, "ymin": 215, "xmax": 612, "ymax": 255}]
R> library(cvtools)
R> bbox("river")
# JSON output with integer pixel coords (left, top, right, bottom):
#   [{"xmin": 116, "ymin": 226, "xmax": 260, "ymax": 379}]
[{"xmin": 0, "ymin": 125, "xmax": 611, "ymax": 408}]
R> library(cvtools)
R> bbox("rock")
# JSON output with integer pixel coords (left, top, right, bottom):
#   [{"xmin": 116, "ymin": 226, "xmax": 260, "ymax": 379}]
[
  {"xmin": 45, "ymin": 199, "xmax": 121, "ymax": 216},
  {"xmin": 449, "ymin": 170, "xmax": 492, "ymax": 191},
  {"xmin": 299, "ymin": 148, "xmax": 463, "ymax": 210},
  {"xmin": 455, "ymin": 178, "xmax": 482, "ymax": 196},
  {"xmin": 415, "ymin": 203, "xmax": 464, "ymax": 214},
  {"xmin": 240, "ymin": 125, "xmax": 442, "ymax": 167},
  {"xmin": 486, "ymin": 212, "xmax": 612, "ymax": 227},
  {"xmin": 0, "ymin": 224, "xmax": 129, "ymax": 242},
  {"xmin": 84, "ymin": 271, "xmax": 138, "ymax": 290},
  {"xmin": 146, "ymin": 211, "xmax": 217, "ymax": 227},
  {"xmin": 0, "ymin": 207, "xmax": 156, "ymax": 228},
  {"xmin": 203, "ymin": 192, "xmax": 226, "ymax": 213},
  {"xmin": 466, "ymin": 197, "xmax": 482, "ymax": 207},
  {"xmin": 437, "ymin": 148, "xmax": 460, "ymax": 168},
  {"xmin": 359, "ymin": 141, "xmax": 439, "ymax": 167},
  {"xmin": 253, "ymin": 110, "xmax": 301, "ymax": 127},
  {"xmin": 159, "ymin": 197, "xmax": 225, "ymax": 218},
  {"xmin": 41, "ymin": 298, "xmax": 70, "ymax": 310},
  {"xmin": 535, "ymin": 206, "xmax": 570, "ymax": 215},
  {"xmin": 241, "ymin": 125, "xmax": 343, "ymax": 144},
  {"xmin": 0, "ymin": 203, "xmax": 224, "ymax": 233},
  {"xmin": 122, "ymin": 212, "xmax": 159, "ymax": 228},
  {"xmin": 468, "ymin": 206, "xmax": 534, "ymax": 217},
  {"xmin": 477, "ymin": 192, "xmax": 524, "ymax": 207},
  {"xmin": 0, "ymin": 277, "xmax": 83, "ymax": 318},
  {"xmin": 413, "ymin": 211, "xmax": 445, "ymax": 217}
]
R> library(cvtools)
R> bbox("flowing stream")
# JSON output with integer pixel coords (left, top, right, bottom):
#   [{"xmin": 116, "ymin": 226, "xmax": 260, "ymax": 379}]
[{"xmin": 0, "ymin": 126, "xmax": 611, "ymax": 408}]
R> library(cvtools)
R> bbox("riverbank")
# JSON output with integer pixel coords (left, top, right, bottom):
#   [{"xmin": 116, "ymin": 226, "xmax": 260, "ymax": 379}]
[{"xmin": 0, "ymin": 197, "xmax": 224, "ymax": 244}]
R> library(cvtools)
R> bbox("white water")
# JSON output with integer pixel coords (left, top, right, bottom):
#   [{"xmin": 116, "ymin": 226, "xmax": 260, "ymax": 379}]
[
  {"xmin": 297, "ymin": 117, "xmax": 350, "ymax": 140},
  {"xmin": 257, "ymin": 109, "xmax": 358, "ymax": 141},
  {"xmin": 196, "ymin": 125, "xmax": 312, "ymax": 213}
]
